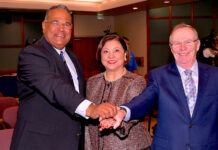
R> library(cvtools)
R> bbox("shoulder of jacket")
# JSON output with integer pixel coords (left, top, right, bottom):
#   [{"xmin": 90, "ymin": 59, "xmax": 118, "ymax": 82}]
[
  {"xmin": 87, "ymin": 73, "xmax": 104, "ymax": 82},
  {"xmin": 23, "ymin": 39, "xmax": 46, "ymax": 55},
  {"xmin": 124, "ymin": 71, "xmax": 146, "ymax": 83}
]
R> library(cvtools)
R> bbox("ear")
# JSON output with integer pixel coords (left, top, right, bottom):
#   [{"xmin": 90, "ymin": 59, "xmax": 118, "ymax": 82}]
[
  {"xmin": 169, "ymin": 44, "xmax": 173, "ymax": 53},
  {"xmin": 42, "ymin": 21, "xmax": 46, "ymax": 32},
  {"xmin": 124, "ymin": 52, "xmax": 127, "ymax": 61},
  {"xmin": 196, "ymin": 40, "xmax": 201, "ymax": 52}
]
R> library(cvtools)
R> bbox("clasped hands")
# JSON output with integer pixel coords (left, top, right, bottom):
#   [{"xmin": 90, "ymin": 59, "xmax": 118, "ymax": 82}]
[{"xmin": 86, "ymin": 103, "xmax": 126, "ymax": 130}]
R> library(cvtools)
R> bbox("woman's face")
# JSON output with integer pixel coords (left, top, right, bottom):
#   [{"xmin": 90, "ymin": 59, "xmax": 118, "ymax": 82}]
[{"xmin": 101, "ymin": 39, "xmax": 126, "ymax": 72}]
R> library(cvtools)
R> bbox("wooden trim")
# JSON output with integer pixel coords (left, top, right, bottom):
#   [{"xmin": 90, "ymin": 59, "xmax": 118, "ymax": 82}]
[
  {"xmin": 149, "ymin": 16, "xmax": 169, "ymax": 19},
  {"xmin": 21, "ymin": 16, "xmax": 25, "ymax": 48},
  {"xmin": 193, "ymin": 16, "xmax": 213, "ymax": 18},
  {"xmin": 169, "ymin": 5, "xmax": 172, "ymax": 34},
  {"xmin": 0, "ymin": 70, "xmax": 17, "ymax": 75}
]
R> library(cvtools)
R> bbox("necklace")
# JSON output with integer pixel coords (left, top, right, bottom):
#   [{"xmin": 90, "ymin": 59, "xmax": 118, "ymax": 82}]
[{"xmin": 104, "ymin": 68, "xmax": 127, "ymax": 82}]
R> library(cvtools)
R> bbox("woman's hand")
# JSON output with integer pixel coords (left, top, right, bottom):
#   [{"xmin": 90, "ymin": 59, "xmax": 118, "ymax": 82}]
[{"xmin": 99, "ymin": 108, "xmax": 126, "ymax": 130}]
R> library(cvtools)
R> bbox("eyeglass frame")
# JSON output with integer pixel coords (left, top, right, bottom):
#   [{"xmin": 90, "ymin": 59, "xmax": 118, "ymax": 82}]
[
  {"xmin": 170, "ymin": 39, "xmax": 199, "ymax": 48},
  {"xmin": 44, "ymin": 20, "xmax": 72, "ymax": 29}
]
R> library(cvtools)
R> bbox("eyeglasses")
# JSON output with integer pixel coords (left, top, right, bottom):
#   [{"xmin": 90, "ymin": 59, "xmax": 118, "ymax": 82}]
[
  {"xmin": 45, "ymin": 20, "xmax": 72, "ymax": 29},
  {"xmin": 170, "ymin": 39, "xmax": 198, "ymax": 48}
]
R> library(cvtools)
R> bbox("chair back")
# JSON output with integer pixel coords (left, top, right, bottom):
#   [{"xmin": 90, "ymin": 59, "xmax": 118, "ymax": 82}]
[
  {"xmin": 3, "ymin": 106, "xmax": 18, "ymax": 128},
  {"xmin": 0, "ymin": 97, "xmax": 18, "ymax": 118},
  {"xmin": 0, "ymin": 129, "xmax": 14, "ymax": 150}
]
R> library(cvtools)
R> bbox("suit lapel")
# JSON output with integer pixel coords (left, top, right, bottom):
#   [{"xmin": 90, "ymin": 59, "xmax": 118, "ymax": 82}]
[
  {"xmin": 168, "ymin": 62, "xmax": 209, "ymax": 120},
  {"xmin": 41, "ymin": 37, "xmax": 75, "ymax": 84},
  {"xmin": 40, "ymin": 37, "xmax": 85, "ymax": 95},
  {"xmin": 191, "ymin": 62, "xmax": 209, "ymax": 119},
  {"xmin": 167, "ymin": 62, "xmax": 191, "ymax": 119}
]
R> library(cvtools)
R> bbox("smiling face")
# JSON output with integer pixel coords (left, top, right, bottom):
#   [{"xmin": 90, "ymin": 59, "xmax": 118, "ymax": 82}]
[
  {"xmin": 101, "ymin": 39, "xmax": 126, "ymax": 72},
  {"xmin": 170, "ymin": 27, "xmax": 200, "ymax": 69},
  {"xmin": 42, "ymin": 8, "xmax": 72, "ymax": 49}
]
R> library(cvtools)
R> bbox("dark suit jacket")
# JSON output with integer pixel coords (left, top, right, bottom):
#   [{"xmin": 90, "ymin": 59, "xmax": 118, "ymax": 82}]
[
  {"xmin": 10, "ymin": 37, "xmax": 86, "ymax": 150},
  {"xmin": 123, "ymin": 62, "xmax": 218, "ymax": 150}
]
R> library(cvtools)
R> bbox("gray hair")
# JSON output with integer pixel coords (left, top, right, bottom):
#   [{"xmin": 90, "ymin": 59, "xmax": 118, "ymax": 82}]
[
  {"xmin": 44, "ymin": 5, "xmax": 72, "ymax": 21},
  {"xmin": 169, "ymin": 23, "xmax": 199, "ymax": 43}
]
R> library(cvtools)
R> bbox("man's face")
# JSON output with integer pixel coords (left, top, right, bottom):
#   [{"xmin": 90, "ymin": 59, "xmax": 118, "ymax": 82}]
[
  {"xmin": 42, "ymin": 8, "xmax": 72, "ymax": 49},
  {"xmin": 170, "ymin": 27, "xmax": 200, "ymax": 69}
]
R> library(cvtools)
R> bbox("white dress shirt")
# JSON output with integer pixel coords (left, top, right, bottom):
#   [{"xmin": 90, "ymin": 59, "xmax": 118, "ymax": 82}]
[{"xmin": 54, "ymin": 47, "xmax": 92, "ymax": 119}]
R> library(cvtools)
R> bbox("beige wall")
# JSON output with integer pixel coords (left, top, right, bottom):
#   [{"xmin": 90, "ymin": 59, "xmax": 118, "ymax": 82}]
[
  {"xmin": 74, "ymin": 14, "xmax": 114, "ymax": 37},
  {"xmin": 114, "ymin": 11, "xmax": 147, "ymax": 75}
]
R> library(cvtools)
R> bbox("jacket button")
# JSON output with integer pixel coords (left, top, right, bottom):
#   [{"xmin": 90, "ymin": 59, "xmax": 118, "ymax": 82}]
[
  {"xmin": 186, "ymin": 144, "xmax": 190, "ymax": 147},
  {"xmin": 189, "ymin": 124, "xmax": 193, "ymax": 128},
  {"xmin": 77, "ymin": 133, "xmax": 80, "ymax": 136}
]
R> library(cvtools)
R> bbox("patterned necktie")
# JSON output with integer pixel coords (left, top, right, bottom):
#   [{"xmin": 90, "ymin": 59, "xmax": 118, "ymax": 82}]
[{"xmin": 184, "ymin": 70, "xmax": 196, "ymax": 116}]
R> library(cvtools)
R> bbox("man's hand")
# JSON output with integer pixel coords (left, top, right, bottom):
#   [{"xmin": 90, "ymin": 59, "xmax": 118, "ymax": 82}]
[
  {"xmin": 99, "ymin": 108, "xmax": 126, "ymax": 130},
  {"xmin": 113, "ymin": 108, "xmax": 126, "ymax": 129},
  {"xmin": 86, "ymin": 103, "xmax": 118, "ymax": 119}
]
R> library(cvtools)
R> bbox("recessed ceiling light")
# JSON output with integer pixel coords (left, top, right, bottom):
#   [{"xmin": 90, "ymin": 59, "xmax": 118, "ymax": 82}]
[
  {"xmin": 163, "ymin": 0, "xmax": 170, "ymax": 4},
  {"xmin": 133, "ymin": 7, "xmax": 138, "ymax": 10}
]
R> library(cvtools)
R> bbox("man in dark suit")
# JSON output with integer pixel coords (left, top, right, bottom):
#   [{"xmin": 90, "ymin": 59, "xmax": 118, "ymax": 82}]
[
  {"xmin": 101, "ymin": 23, "xmax": 218, "ymax": 150},
  {"xmin": 10, "ymin": 5, "xmax": 117, "ymax": 150}
]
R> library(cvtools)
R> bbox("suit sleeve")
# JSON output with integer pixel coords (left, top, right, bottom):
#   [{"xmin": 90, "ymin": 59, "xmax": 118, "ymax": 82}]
[
  {"xmin": 123, "ymin": 71, "xmax": 158, "ymax": 120},
  {"xmin": 17, "ymin": 46, "xmax": 85, "ymax": 115}
]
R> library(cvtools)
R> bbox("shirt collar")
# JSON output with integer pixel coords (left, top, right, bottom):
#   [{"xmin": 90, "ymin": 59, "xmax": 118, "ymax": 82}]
[
  {"xmin": 177, "ymin": 61, "xmax": 198, "ymax": 76},
  {"xmin": 53, "ymin": 47, "xmax": 66, "ymax": 55}
]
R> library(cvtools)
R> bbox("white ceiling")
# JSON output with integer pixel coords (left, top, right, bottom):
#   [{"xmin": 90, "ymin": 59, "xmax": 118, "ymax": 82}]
[{"xmin": 0, "ymin": 0, "xmax": 146, "ymax": 12}]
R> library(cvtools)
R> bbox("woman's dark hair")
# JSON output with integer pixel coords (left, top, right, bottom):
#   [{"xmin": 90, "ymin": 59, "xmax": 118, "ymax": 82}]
[{"xmin": 96, "ymin": 34, "xmax": 130, "ymax": 70}]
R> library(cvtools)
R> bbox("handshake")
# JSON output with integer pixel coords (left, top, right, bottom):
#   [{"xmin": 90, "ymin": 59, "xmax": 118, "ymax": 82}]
[{"xmin": 86, "ymin": 102, "xmax": 126, "ymax": 130}]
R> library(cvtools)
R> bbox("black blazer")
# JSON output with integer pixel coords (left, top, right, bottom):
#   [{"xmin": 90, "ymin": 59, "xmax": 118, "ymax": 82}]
[{"xmin": 11, "ymin": 37, "xmax": 86, "ymax": 150}]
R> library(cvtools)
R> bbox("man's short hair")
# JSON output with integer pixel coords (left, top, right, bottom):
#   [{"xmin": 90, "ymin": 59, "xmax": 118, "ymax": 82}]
[
  {"xmin": 44, "ymin": 5, "xmax": 72, "ymax": 21},
  {"xmin": 169, "ymin": 23, "xmax": 199, "ymax": 43}
]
